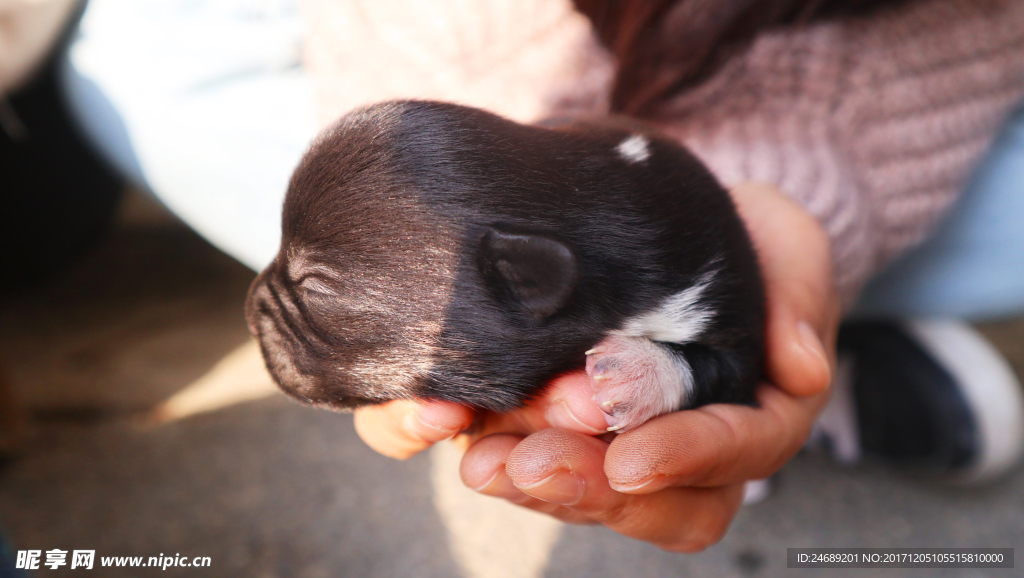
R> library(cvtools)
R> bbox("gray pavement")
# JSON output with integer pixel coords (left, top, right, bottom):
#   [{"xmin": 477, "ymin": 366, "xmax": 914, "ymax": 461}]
[{"xmin": 1, "ymin": 194, "xmax": 1022, "ymax": 577}]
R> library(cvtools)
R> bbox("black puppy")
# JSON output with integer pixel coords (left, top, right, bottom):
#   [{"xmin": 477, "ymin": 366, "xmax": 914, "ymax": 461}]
[{"xmin": 246, "ymin": 100, "xmax": 764, "ymax": 432}]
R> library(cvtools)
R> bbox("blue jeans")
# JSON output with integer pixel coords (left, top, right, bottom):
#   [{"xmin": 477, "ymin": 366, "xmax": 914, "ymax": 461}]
[
  {"xmin": 62, "ymin": 0, "xmax": 1024, "ymax": 320},
  {"xmin": 853, "ymin": 104, "xmax": 1024, "ymax": 321},
  {"xmin": 61, "ymin": 0, "xmax": 316, "ymax": 272}
]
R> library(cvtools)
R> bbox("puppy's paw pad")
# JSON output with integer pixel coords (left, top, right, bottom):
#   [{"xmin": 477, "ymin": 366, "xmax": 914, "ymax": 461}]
[{"xmin": 585, "ymin": 335, "xmax": 690, "ymax": 432}]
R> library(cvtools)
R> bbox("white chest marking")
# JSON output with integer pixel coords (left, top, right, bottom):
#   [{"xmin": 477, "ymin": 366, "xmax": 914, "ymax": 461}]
[
  {"xmin": 615, "ymin": 134, "xmax": 651, "ymax": 163},
  {"xmin": 613, "ymin": 271, "xmax": 717, "ymax": 344}
]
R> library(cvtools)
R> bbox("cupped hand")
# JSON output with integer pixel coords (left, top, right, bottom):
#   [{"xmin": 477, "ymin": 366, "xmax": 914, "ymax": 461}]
[{"xmin": 353, "ymin": 181, "xmax": 839, "ymax": 551}]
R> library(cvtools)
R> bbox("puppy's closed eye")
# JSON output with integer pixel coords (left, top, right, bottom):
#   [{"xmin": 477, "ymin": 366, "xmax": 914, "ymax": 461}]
[{"xmin": 299, "ymin": 274, "xmax": 338, "ymax": 297}]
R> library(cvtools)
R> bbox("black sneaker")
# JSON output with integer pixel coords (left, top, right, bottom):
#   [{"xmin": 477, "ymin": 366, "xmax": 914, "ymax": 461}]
[{"xmin": 817, "ymin": 319, "xmax": 1024, "ymax": 483}]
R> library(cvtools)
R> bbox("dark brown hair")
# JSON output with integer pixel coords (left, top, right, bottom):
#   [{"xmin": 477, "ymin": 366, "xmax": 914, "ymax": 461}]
[{"xmin": 572, "ymin": 0, "xmax": 912, "ymax": 116}]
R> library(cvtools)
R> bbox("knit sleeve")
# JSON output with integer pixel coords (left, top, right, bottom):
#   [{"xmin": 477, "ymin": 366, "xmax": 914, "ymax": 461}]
[
  {"xmin": 299, "ymin": 0, "xmax": 613, "ymax": 127},
  {"xmin": 655, "ymin": 0, "xmax": 1024, "ymax": 306}
]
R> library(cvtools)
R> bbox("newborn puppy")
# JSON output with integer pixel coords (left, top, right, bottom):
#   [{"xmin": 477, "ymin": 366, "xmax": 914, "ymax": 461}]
[{"xmin": 246, "ymin": 100, "xmax": 764, "ymax": 432}]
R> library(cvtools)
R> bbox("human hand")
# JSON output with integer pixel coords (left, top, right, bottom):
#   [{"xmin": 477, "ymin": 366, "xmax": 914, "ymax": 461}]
[{"xmin": 353, "ymin": 181, "xmax": 839, "ymax": 550}]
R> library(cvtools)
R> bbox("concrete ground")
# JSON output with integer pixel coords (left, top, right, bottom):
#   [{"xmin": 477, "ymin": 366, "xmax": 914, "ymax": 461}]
[{"xmin": 1, "ymin": 192, "xmax": 1023, "ymax": 578}]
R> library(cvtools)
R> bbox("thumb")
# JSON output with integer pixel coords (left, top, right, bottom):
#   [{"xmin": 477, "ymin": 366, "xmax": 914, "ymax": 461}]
[{"xmin": 730, "ymin": 182, "xmax": 838, "ymax": 397}]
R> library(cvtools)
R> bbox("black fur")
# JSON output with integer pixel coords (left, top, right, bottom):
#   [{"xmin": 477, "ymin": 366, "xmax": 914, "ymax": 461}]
[{"xmin": 246, "ymin": 100, "xmax": 764, "ymax": 413}]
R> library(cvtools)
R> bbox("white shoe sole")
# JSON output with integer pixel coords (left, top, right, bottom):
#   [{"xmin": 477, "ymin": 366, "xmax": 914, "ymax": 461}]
[{"xmin": 904, "ymin": 319, "xmax": 1024, "ymax": 484}]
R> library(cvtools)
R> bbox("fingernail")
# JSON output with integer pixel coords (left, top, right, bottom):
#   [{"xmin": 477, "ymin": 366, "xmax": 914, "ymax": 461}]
[
  {"xmin": 404, "ymin": 409, "xmax": 459, "ymax": 442},
  {"xmin": 514, "ymin": 471, "xmax": 586, "ymax": 505},
  {"xmin": 469, "ymin": 470, "xmax": 500, "ymax": 493},
  {"xmin": 609, "ymin": 477, "xmax": 656, "ymax": 493},
  {"xmin": 797, "ymin": 321, "xmax": 832, "ymax": 388},
  {"xmin": 545, "ymin": 401, "xmax": 606, "ymax": 435},
  {"xmin": 471, "ymin": 470, "xmax": 533, "ymax": 505}
]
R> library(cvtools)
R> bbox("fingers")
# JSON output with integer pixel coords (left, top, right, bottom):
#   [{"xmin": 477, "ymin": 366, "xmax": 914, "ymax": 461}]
[
  {"xmin": 461, "ymin": 382, "xmax": 824, "ymax": 551},
  {"xmin": 503, "ymin": 429, "xmax": 744, "ymax": 552},
  {"xmin": 461, "ymin": 433, "xmax": 596, "ymax": 525},
  {"xmin": 471, "ymin": 371, "xmax": 609, "ymax": 440},
  {"xmin": 730, "ymin": 182, "xmax": 838, "ymax": 397},
  {"xmin": 353, "ymin": 369, "xmax": 607, "ymax": 460},
  {"xmin": 353, "ymin": 400, "xmax": 474, "ymax": 460},
  {"xmin": 604, "ymin": 384, "xmax": 829, "ymax": 493},
  {"xmin": 463, "ymin": 382, "xmax": 821, "ymax": 552}
]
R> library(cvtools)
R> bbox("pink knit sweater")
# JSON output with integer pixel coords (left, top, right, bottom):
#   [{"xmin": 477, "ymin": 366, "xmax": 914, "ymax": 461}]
[{"xmin": 300, "ymin": 0, "xmax": 1024, "ymax": 305}]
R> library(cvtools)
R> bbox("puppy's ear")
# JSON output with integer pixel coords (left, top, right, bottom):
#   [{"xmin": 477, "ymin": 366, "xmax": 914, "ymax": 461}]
[{"xmin": 479, "ymin": 225, "xmax": 579, "ymax": 319}]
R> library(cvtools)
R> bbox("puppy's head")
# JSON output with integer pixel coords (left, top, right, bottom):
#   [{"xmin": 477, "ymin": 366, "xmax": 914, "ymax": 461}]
[{"xmin": 246, "ymin": 101, "xmax": 655, "ymax": 411}]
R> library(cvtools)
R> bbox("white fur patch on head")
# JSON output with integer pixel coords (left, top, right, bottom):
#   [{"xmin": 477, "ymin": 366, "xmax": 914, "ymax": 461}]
[
  {"xmin": 615, "ymin": 134, "xmax": 651, "ymax": 163},
  {"xmin": 614, "ymin": 270, "xmax": 717, "ymax": 344}
]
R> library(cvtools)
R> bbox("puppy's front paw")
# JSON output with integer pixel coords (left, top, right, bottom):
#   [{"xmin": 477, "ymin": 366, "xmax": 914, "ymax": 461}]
[{"xmin": 585, "ymin": 335, "xmax": 692, "ymax": 432}]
